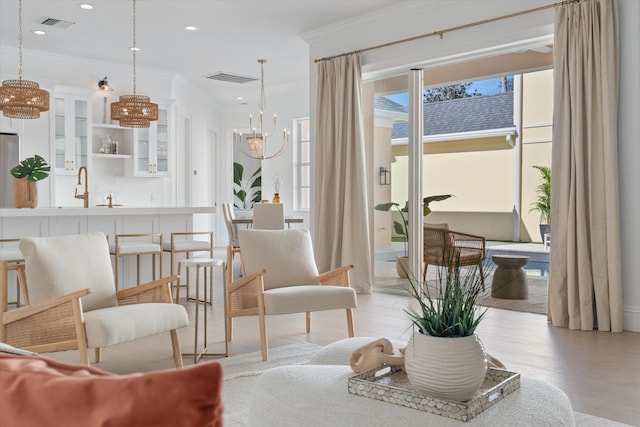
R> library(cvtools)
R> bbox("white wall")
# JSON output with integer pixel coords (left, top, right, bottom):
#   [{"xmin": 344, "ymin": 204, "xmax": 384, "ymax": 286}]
[{"xmin": 305, "ymin": 0, "xmax": 640, "ymax": 331}]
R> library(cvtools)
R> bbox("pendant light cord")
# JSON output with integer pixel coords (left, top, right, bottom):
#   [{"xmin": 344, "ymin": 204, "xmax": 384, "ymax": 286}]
[
  {"xmin": 18, "ymin": 0, "xmax": 23, "ymax": 81},
  {"xmin": 259, "ymin": 59, "xmax": 267, "ymax": 113},
  {"xmin": 132, "ymin": 0, "xmax": 137, "ymax": 96}
]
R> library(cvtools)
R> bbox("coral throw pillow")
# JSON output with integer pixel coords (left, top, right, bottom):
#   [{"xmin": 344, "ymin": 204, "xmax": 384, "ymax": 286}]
[{"xmin": 0, "ymin": 353, "xmax": 223, "ymax": 427}]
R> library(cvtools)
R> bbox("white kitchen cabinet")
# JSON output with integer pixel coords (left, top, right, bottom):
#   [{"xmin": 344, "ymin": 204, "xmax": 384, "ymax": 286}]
[
  {"xmin": 53, "ymin": 87, "xmax": 91, "ymax": 174},
  {"xmin": 131, "ymin": 105, "xmax": 170, "ymax": 177}
]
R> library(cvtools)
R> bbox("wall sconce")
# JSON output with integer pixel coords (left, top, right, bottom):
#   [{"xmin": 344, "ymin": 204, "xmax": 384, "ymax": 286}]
[
  {"xmin": 98, "ymin": 77, "xmax": 113, "ymax": 91},
  {"xmin": 379, "ymin": 167, "xmax": 391, "ymax": 185}
]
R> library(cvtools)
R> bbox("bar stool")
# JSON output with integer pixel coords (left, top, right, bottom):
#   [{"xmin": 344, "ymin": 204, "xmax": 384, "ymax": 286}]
[
  {"xmin": 0, "ymin": 239, "xmax": 28, "ymax": 308},
  {"xmin": 178, "ymin": 257, "xmax": 228, "ymax": 363},
  {"xmin": 162, "ymin": 231, "xmax": 213, "ymax": 301},
  {"xmin": 109, "ymin": 233, "xmax": 163, "ymax": 290}
]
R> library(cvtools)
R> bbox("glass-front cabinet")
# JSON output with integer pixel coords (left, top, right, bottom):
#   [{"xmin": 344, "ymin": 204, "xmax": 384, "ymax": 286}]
[
  {"xmin": 132, "ymin": 105, "xmax": 170, "ymax": 177},
  {"xmin": 53, "ymin": 87, "xmax": 91, "ymax": 174}
]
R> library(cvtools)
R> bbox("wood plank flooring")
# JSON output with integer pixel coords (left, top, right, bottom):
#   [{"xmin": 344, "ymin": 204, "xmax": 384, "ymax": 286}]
[{"xmin": 44, "ymin": 257, "xmax": 640, "ymax": 426}]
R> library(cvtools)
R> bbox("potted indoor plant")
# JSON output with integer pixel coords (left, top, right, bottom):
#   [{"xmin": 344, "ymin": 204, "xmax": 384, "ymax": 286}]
[
  {"xmin": 375, "ymin": 194, "xmax": 452, "ymax": 277},
  {"xmin": 403, "ymin": 255, "xmax": 489, "ymax": 402},
  {"xmin": 10, "ymin": 154, "xmax": 50, "ymax": 208},
  {"xmin": 529, "ymin": 165, "xmax": 551, "ymax": 242},
  {"xmin": 233, "ymin": 162, "xmax": 261, "ymax": 210}
]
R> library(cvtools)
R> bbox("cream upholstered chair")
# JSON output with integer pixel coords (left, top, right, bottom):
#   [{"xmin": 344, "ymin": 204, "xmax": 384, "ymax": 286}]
[
  {"xmin": 222, "ymin": 203, "xmax": 241, "ymax": 278},
  {"xmin": 423, "ymin": 223, "xmax": 486, "ymax": 290},
  {"xmin": 226, "ymin": 228, "xmax": 356, "ymax": 361},
  {"xmin": 0, "ymin": 232, "xmax": 188, "ymax": 367},
  {"xmin": 252, "ymin": 203, "xmax": 285, "ymax": 230}
]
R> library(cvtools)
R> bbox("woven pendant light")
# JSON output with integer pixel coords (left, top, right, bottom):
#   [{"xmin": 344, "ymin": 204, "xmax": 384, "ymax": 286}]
[
  {"xmin": 0, "ymin": 0, "xmax": 50, "ymax": 119},
  {"xmin": 111, "ymin": 0, "xmax": 157, "ymax": 128}
]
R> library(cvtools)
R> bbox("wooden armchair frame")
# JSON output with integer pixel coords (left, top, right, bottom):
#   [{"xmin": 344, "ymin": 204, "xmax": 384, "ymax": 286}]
[
  {"xmin": 0, "ymin": 261, "xmax": 182, "ymax": 367},
  {"xmin": 423, "ymin": 226, "xmax": 487, "ymax": 291},
  {"xmin": 225, "ymin": 245, "xmax": 355, "ymax": 361}
]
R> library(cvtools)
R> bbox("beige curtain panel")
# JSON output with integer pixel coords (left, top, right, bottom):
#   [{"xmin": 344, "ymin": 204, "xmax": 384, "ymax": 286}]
[
  {"xmin": 549, "ymin": 0, "xmax": 623, "ymax": 332},
  {"xmin": 314, "ymin": 53, "xmax": 372, "ymax": 294}
]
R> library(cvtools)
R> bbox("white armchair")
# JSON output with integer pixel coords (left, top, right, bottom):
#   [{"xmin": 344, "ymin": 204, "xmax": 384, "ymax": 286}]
[
  {"xmin": 226, "ymin": 228, "xmax": 356, "ymax": 361},
  {"xmin": 0, "ymin": 232, "xmax": 188, "ymax": 367}
]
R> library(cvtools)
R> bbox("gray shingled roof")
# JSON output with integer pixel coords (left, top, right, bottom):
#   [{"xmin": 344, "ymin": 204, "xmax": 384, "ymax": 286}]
[
  {"xmin": 377, "ymin": 92, "xmax": 514, "ymax": 140},
  {"xmin": 374, "ymin": 96, "xmax": 407, "ymax": 113}
]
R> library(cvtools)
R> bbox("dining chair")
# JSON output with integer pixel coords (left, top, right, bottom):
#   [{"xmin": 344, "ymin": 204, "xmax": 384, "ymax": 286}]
[{"xmin": 252, "ymin": 203, "xmax": 285, "ymax": 230}]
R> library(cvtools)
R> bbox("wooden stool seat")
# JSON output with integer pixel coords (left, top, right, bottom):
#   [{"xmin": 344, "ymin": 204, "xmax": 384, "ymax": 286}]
[
  {"xmin": 0, "ymin": 240, "xmax": 27, "ymax": 308},
  {"xmin": 109, "ymin": 233, "xmax": 163, "ymax": 290},
  {"xmin": 163, "ymin": 232, "xmax": 214, "ymax": 301}
]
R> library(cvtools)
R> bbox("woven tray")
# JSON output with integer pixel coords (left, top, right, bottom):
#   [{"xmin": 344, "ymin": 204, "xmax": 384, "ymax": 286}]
[{"xmin": 348, "ymin": 366, "xmax": 520, "ymax": 422}]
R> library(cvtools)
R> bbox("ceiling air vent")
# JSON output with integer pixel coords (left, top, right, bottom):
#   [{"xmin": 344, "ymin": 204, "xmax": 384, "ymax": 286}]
[
  {"xmin": 40, "ymin": 18, "xmax": 75, "ymax": 29},
  {"xmin": 203, "ymin": 72, "xmax": 258, "ymax": 84}
]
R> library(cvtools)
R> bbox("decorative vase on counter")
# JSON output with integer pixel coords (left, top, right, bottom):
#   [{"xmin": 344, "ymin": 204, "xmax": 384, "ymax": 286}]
[
  {"xmin": 13, "ymin": 177, "xmax": 37, "ymax": 208},
  {"xmin": 272, "ymin": 193, "xmax": 281, "ymax": 204},
  {"xmin": 404, "ymin": 331, "xmax": 488, "ymax": 402}
]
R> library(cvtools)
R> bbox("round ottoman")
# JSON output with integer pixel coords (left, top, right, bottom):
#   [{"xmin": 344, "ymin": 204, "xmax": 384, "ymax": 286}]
[
  {"xmin": 248, "ymin": 338, "xmax": 575, "ymax": 426},
  {"xmin": 249, "ymin": 367, "xmax": 574, "ymax": 427},
  {"xmin": 491, "ymin": 255, "xmax": 529, "ymax": 299}
]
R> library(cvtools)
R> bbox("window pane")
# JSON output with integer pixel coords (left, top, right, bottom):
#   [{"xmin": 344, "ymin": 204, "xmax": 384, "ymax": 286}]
[
  {"xmin": 300, "ymin": 165, "xmax": 310, "ymax": 186},
  {"xmin": 300, "ymin": 188, "xmax": 310, "ymax": 210},
  {"xmin": 295, "ymin": 117, "xmax": 311, "ymax": 211},
  {"xmin": 300, "ymin": 141, "xmax": 310, "ymax": 163},
  {"xmin": 300, "ymin": 119, "xmax": 310, "ymax": 141}
]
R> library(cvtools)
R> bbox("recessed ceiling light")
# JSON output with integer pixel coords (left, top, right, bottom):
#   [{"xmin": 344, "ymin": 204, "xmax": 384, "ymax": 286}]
[
  {"xmin": 32, "ymin": 30, "xmax": 46, "ymax": 35},
  {"xmin": 184, "ymin": 25, "xmax": 198, "ymax": 31},
  {"xmin": 129, "ymin": 47, "xmax": 140, "ymax": 51},
  {"xmin": 78, "ymin": 3, "xmax": 94, "ymax": 10},
  {"xmin": 236, "ymin": 97, "xmax": 244, "ymax": 100}
]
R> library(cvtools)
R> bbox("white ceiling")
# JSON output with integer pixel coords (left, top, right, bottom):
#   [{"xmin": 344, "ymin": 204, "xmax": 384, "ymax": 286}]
[{"xmin": 0, "ymin": 0, "xmax": 410, "ymax": 106}]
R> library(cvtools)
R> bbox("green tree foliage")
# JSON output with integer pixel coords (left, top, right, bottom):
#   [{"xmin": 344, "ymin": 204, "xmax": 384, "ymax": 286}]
[{"xmin": 423, "ymin": 83, "xmax": 480, "ymax": 103}]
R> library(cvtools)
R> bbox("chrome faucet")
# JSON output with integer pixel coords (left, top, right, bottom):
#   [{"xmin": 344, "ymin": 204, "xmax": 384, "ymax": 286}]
[{"xmin": 74, "ymin": 166, "xmax": 89, "ymax": 208}]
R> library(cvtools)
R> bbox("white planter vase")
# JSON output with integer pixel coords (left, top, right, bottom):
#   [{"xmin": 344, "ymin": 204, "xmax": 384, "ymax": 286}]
[
  {"xmin": 396, "ymin": 256, "xmax": 409, "ymax": 278},
  {"xmin": 404, "ymin": 332, "xmax": 488, "ymax": 402}
]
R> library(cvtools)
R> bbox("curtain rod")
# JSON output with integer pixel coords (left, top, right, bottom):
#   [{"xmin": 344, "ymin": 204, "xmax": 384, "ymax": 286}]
[{"xmin": 314, "ymin": 0, "xmax": 580, "ymax": 63}]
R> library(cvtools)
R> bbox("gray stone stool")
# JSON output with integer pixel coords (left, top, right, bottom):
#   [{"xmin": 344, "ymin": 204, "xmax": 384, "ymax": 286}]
[{"xmin": 491, "ymin": 255, "xmax": 529, "ymax": 299}]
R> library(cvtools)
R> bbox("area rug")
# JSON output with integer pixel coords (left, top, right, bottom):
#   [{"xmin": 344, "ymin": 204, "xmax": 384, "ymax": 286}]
[
  {"xmin": 375, "ymin": 271, "xmax": 548, "ymax": 315},
  {"xmin": 477, "ymin": 275, "xmax": 548, "ymax": 315},
  {"xmin": 220, "ymin": 343, "xmax": 630, "ymax": 427}
]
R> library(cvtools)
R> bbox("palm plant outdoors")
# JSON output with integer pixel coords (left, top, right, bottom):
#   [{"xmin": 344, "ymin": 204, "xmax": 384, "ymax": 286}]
[
  {"xmin": 529, "ymin": 165, "xmax": 551, "ymax": 225},
  {"xmin": 375, "ymin": 194, "xmax": 452, "ymax": 257}
]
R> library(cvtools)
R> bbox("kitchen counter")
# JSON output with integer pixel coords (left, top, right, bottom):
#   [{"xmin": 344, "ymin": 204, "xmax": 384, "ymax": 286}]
[
  {"xmin": 0, "ymin": 205, "xmax": 217, "ymax": 291},
  {"xmin": 0, "ymin": 206, "xmax": 216, "ymax": 244},
  {"xmin": 0, "ymin": 206, "xmax": 215, "ymax": 217}
]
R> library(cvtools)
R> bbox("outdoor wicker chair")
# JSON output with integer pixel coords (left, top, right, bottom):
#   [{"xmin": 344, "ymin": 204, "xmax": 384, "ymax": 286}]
[{"xmin": 423, "ymin": 224, "xmax": 487, "ymax": 291}]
